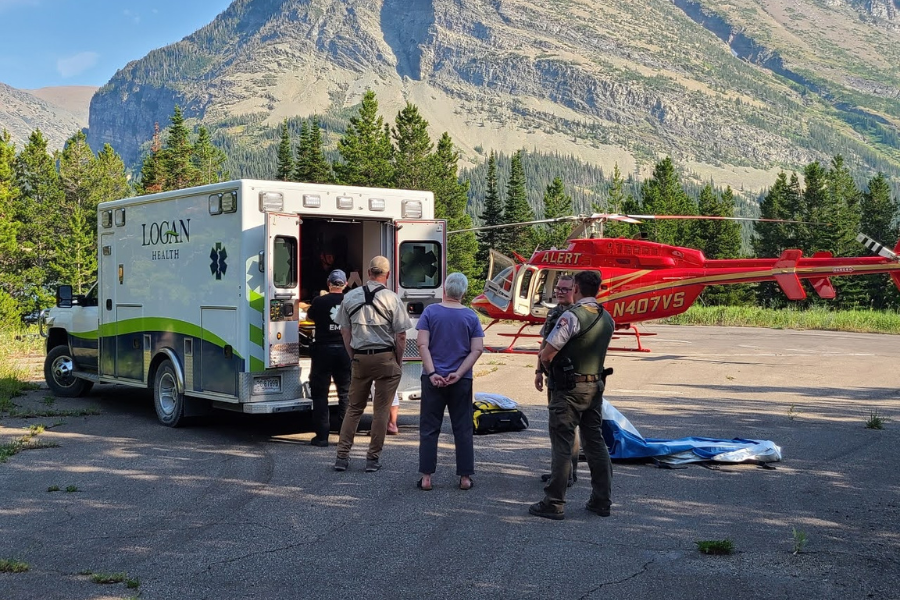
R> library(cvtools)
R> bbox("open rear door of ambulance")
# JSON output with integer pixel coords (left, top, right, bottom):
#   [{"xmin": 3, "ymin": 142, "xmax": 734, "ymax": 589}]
[
  {"xmin": 265, "ymin": 212, "xmax": 301, "ymax": 369},
  {"xmin": 395, "ymin": 218, "xmax": 446, "ymax": 357}
]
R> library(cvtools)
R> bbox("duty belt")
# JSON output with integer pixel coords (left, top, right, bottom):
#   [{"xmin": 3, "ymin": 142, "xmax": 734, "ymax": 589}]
[
  {"xmin": 356, "ymin": 346, "xmax": 394, "ymax": 355},
  {"xmin": 573, "ymin": 374, "xmax": 600, "ymax": 383}
]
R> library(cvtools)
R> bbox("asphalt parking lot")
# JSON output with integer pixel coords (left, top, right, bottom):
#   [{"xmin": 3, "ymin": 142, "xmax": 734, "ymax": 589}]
[{"xmin": 1, "ymin": 324, "xmax": 898, "ymax": 600}]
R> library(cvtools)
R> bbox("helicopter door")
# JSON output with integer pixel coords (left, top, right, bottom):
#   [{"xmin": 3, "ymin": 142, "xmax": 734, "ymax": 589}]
[
  {"xmin": 513, "ymin": 266, "xmax": 538, "ymax": 316},
  {"xmin": 483, "ymin": 249, "xmax": 516, "ymax": 311}
]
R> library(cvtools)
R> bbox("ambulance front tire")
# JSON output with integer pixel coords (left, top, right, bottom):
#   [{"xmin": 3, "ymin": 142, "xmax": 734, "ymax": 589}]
[
  {"xmin": 45, "ymin": 345, "xmax": 94, "ymax": 398},
  {"xmin": 153, "ymin": 360, "xmax": 185, "ymax": 427}
]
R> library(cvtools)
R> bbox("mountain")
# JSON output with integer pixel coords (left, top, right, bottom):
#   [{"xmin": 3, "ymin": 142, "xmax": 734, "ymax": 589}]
[
  {"xmin": 86, "ymin": 0, "xmax": 900, "ymax": 192},
  {"xmin": 25, "ymin": 86, "xmax": 97, "ymax": 125},
  {"xmin": 0, "ymin": 83, "xmax": 90, "ymax": 150}
]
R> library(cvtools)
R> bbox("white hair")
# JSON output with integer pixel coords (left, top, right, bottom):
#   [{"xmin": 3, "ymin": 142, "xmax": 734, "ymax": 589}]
[{"xmin": 444, "ymin": 272, "xmax": 468, "ymax": 300}]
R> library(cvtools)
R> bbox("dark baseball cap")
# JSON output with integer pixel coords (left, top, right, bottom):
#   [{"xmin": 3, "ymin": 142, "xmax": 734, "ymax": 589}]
[{"xmin": 328, "ymin": 269, "xmax": 347, "ymax": 285}]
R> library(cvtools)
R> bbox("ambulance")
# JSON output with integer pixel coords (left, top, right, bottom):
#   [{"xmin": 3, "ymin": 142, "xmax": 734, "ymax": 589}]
[{"xmin": 41, "ymin": 180, "xmax": 445, "ymax": 426}]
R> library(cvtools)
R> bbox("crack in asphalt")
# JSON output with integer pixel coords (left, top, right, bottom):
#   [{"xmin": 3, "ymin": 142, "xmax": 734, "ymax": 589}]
[{"xmin": 577, "ymin": 558, "xmax": 656, "ymax": 599}]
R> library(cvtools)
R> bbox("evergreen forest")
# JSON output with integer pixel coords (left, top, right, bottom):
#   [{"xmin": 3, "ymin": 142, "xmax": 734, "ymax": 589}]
[{"xmin": 1, "ymin": 90, "xmax": 898, "ymax": 329}]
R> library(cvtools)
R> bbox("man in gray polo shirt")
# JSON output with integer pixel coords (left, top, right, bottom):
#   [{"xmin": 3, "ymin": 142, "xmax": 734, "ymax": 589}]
[{"xmin": 333, "ymin": 255, "xmax": 413, "ymax": 472}]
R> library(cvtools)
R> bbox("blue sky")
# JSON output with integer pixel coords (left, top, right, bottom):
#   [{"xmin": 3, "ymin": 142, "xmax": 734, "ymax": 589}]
[{"xmin": 0, "ymin": 0, "xmax": 232, "ymax": 89}]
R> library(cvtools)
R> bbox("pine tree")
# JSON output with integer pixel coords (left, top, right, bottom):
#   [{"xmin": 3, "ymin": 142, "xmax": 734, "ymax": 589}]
[
  {"xmin": 14, "ymin": 129, "xmax": 62, "ymax": 312},
  {"xmin": 139, "ymin": 123, "xmax": 165, "ymax": 195},
  {"xmin": 802, "ymin": 161, "xmax": 829, "ymax": 252},
  {"xmin": 275, "ymin": 119, "xmax": 293, "ymax": 181},
  {"xmin": 162, "ymin": 106, "xmax": 198, "ymax": 190},
  {"xmin": 0, "ymin": 130, "xmax": 22, "ymax": 321},
  {"xmin": 754, "ymin": 172, "xmax": 791, "ymax": 259},
  {"xmin": 859, "ymin": 172, "xmax": 899, "ymax": 309},
  {"xmin": 499, "ymin": 150, "xmax": 535, "ymax": 257},
  {"xmin": 305, "ymin": 119, "xmax": 332, "ymax": 184},
  {"xmin": 596, "ymin": 163, "xmax": 636, "ymax": 239},
  {"xmin": 58, "ymin": 132, "xmax": 95, "ymax": 214},
  {"xmin": 537, "ymin": 176, "xmax": 572, "ymax": 249},
  {"xmin": 639, "ymin": 157, "xmax": 695, "ymax": 245},
  {"xmin": 476, "ymin": 151, "xmax": 504, "ymax": 273},
  {"xmin": 50, "ymin": 207, "xmax": 95, "ymax": 295},
  {"xmin": 693, "ymin": 185, "xmax": 747, "ymax": 305},
  {"xmin": 782, "ymin": 172, "xmax": 807, "ymax": 250},
  {"xmin": 392, "ymin": 102, "xmax": 433, "ymax": 190},
  {"xmin": 293, "ymin": 121, "xmax": 311, "ymax": 182},
  {"xmin": 91, "ymin": 144, "xmax": 131, "ymax": 212},
  {"xmin": 192, "ymin": 125, "xmax": 228, "ymax": 185},
  {"xmin": 824, "ymin": 156, "xmax": 864, "ymax": 308},
  {"xmin": 431, "ymin": 133, "xmax": 478, "ymax": 285},
  {"xmin": 334, "ymin": 90, "xmax": 394, "ymax": 187}
]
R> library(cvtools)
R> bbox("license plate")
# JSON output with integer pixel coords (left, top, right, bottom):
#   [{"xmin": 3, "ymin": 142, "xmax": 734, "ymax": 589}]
[{"xmin": 253, "ymin": 376, "xmax": 282, "ymax": 394}]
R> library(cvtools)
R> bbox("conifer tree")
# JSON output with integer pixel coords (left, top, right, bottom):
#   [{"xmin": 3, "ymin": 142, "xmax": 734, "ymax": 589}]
[
  {"xmin": 639, "ymin": 157, "xmax": 695, "ymax": 245},
  {"xmin": 305, "ymin": 119, "xmax": 332, "ymax": 184},
  {"xmin": 693, "ymin": 185, "xmax": 747, "ymax": 305},
  {"xmin": 476, "ymin": 152, "xmax": 504, "ymax": 272},
  {"xmin": 14, "ymin": 129, "xmax": 62, "ymax": 311},
  {"xmin": 192, "ymin": 125, "xmax": 228, "ymax": 185},
  {"xmin": 162, "ymin": 106, "xmax": 198, "ymax": 190},
  {"xmin": 0, "ymin": 131, "xmax": 21, "ymax": 323},
  {"xmin": 293, "ymin": 121, "xmax": 311, "ymax": 182},
  {"xmin": 139, "ymin": 123, "xmax": 165, "ymax": 195},
  {"xmin": 50, "ymin": 208, "xmax": 95, "ymax": 295},
  {"xmin": 538, "ymin": 176, "xmax": 572, "ymax": 249},
  {"xmin": 431, "ymin": 133, "xmax": 478, "ymax": 284},
  {"xmin": 754, "ymin": 172, "xmax": 793, "ymax": 306},
  {"xmin": 782, "ymin": 172, "xmax": 807, "ymax": 250},
  {"xmin": 597, "ymin": 163, "xmax": 637, "ymax": 239},
  {"xmin": 860, "ymin": 172, "xmax": 899, "ymax": 309},
  {"xmin": 801, "ymin": 161, "xmax": 828, "ymax": 252},
  {"xmin": 91, "ymin": 144, "xmax": 131, "ymax": 211},
  {"xmin": 334, "ymin": 90, "xmax": 394, "ymax": 187},
  {"xmin": 276, "ymin": 119, "xmax": 293, "ymax": 181},
  {"xmin": 823, "ymin": 156, "xmax": 864, "ymax": 308},
  {"xmin": 499, "ymin": 150, "xmax": 535, "ymax": 257},
  {"xmin": 58, "ymin": 132, "xmax": 95, "ymax": 214},
  {"xmin": 392, "ymin": 102, "xmax": 433, "ymax": 190}
]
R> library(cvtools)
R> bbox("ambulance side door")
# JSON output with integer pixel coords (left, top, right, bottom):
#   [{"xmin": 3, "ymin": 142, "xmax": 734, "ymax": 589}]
[{"xmin": 265, "ymin": 213, "xmax": 300, "ymax": 368}]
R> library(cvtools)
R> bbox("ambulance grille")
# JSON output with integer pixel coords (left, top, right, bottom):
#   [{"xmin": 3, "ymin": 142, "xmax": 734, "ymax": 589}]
[{"xmin": 404, "ymin": 338, "xmax": 420, "ymax": 359}]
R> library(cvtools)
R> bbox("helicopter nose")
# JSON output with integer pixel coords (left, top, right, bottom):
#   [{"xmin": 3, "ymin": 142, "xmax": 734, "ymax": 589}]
[{"xmin": 470, "ymin": 294, "xmax": 492, "ymax": 316}]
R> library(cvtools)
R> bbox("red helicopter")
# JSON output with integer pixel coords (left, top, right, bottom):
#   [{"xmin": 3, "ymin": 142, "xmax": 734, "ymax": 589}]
[{"xmin": 455, "ymin": 214, "xmax": 900, "ymax": 352}]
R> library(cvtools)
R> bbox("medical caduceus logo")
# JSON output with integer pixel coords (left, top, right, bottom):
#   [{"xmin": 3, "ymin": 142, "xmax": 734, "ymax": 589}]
[{"xmin": 210, "ymin": 243, "xmax": 228, "ymax": 280}]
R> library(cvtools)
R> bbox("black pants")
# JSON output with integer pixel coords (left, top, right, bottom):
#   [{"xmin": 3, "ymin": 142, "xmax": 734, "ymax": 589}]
[
  {"xmin": 418, "ymin": 376, "xmax": 474, "ymax": 476},
  {"xmin": 309, "ymin": 344, "xmax": 351, "ymax": 438}
]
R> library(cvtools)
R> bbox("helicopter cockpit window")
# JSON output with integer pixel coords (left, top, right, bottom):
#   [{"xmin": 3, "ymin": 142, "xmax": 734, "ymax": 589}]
[
  {"xmin": 399, "ymin": 241, "xmax": 441, "ymax": 289},
  {"xmin": 490, "ymin": 266, "xmax": 513, "ymax": 291}
]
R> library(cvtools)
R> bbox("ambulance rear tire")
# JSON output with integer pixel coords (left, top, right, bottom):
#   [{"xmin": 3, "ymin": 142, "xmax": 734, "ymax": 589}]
[
  {"xmin": 45, "ymin": 345, "xmax": 94, "ymax": 398},
  {"xmin": 153, "ymin": 360, "xmax": 185, "ymax": 427}
]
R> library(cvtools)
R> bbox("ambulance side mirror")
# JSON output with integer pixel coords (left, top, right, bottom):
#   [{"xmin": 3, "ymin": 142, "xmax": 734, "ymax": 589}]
[{"xmin": 56, "ymin": 285, "xmax": 73, "ymax": 308}]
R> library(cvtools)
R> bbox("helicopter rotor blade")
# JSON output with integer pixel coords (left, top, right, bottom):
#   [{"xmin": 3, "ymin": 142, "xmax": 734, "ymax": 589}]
[{"xmin": 857, "ymin": 233, "xmax": 900, "ymax": 261}]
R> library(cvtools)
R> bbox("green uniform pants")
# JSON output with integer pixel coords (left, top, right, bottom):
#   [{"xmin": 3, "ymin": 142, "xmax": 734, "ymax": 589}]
[{"xmin": 543, "ymin": 381, "xmax": 612, "ymax": 510}]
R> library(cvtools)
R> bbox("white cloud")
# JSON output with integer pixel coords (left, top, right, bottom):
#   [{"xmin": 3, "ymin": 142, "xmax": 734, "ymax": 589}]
[
  {"xmin": 56, "ymin": 51, "xmax": 100, "ymax": 78},
  {"xmin": 123, "ymin": 8, "xmax": 140, "ymax": 24}
]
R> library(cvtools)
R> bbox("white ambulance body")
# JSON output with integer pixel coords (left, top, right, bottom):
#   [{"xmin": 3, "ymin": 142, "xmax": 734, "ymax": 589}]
[{"xmin": 42, "ymin": 179, "xmax": 445, "ymax": 426}]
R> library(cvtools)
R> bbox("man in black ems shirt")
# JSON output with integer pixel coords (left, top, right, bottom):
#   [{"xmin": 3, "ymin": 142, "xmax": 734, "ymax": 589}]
[{"xmin": 307, "ymin": 269, "xmax": 351, "ymax": 446}]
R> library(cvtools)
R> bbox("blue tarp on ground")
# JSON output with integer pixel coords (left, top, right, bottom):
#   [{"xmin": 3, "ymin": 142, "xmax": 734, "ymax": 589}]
[{"xmin": 601, "ymin": 401, "xmax": 782, "ymax": 464}]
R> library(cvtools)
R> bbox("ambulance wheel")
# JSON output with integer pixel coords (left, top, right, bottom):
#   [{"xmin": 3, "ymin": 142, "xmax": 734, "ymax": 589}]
[
  {"xmin": 153, "ymin": 360, "xmax": 185, "ymax": 427},
  {"xmin": 45, "ymin": 345, "xmax": 93, "ymax": 397}
]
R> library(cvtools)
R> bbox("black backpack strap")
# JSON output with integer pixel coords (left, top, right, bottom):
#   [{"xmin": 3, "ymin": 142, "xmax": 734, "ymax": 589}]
[{"xmin": 347, "ymin": 284, "xmax": 389, "ymax": 321}]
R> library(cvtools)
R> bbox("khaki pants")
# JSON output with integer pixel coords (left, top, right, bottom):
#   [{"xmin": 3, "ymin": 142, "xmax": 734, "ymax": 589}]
[{"xmin": 336, "ymin": 352, "xmax": 402, "ymax": 461}]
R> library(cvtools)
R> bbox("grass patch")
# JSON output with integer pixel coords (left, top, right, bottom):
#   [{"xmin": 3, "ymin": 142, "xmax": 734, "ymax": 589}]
[
  {"xmin": 47, "ymin": 485, "xmax": 60, "ymax": 492},
  {"xmin": 0, "ymin": 559, "xmax": 30, "ymax": 573},
  {"xmin": 65, "ymin": 485, "xmax": 78, "ymax": 493},
  {"xmin": 90, "ymin": 572, "xmax": 127, "ymax": 584},
  {"xmin": 664, "ymin": 306, "xmax": 900, "ymax": 334},
  {"xmin": 696, "ymin": 539, "xmax": 734, "ymax": 555},
  {"xmin": 7, "ymin": 407, "xmax": 101, "ymax": 419},
  {"xmin": 126, "ymin": 577, "xmax": 140, "ymax": 589},
  {"xmin": 0, "ymin": 425, "xmax": 59, "ymax": 463},
  {"xmin": 865, "ymin": 411, "xmax": 886, "ymax": 429},
  {"xmin": 792, "ymin": 527, "xmax": 808, "ymax": 554},
  {"xmin": 0, "ymin": 328, "xmax": 43, "ymax": 409}
]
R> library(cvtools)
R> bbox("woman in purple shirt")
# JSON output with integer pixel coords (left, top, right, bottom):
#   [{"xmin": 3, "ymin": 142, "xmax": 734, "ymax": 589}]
[{"xmin": 416, "ymin": 272, "xmax": 485, "ymax": 491}]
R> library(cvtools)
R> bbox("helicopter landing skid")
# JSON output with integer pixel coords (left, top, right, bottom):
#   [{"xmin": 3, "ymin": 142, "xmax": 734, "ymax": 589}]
[
  {"xmin": 483, "ymin": 320, "xmax": 542, "ymax": 354},
  {"xmin": 610, "ymin": 324, "xmax": 654, "ymax": 352}
]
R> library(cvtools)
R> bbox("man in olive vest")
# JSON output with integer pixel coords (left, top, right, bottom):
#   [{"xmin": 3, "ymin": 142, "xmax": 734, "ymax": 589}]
[{"xmin": 530, "ymin": 270, "xmax": 615, "ymax": 520}]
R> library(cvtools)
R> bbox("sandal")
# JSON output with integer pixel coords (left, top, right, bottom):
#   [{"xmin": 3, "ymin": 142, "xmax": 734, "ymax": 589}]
[
  {"xmin": 459, "ymin": 476, "xmax": 473, "ymax": 491},
  {"xmin": 417, "ymin": 477, "xmax": 433, "ymax": 491}
]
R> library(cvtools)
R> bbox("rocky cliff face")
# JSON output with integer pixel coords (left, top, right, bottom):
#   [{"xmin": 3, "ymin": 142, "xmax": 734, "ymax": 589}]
[
  {"xmin": 0, "ymin": 83, "xmax": 86, "ymax": 150},
  {"xmin": 85, "ymin": 0, "xmax": 900, "ymax": 188}
]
